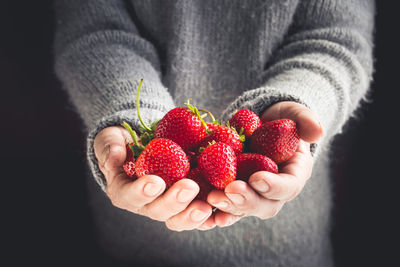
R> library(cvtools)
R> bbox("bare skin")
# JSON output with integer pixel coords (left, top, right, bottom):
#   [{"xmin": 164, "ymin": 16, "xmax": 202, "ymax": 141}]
[{"xmin": 94, "ymin": 101, "xmax": 323, "ymax": 231}]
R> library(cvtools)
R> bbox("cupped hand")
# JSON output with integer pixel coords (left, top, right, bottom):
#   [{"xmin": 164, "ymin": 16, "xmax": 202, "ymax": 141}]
[
  {"xmin": 205, "ymin": 101, "xmax": 323, "ymax": 228},
  {"xmin": 93, "ymin": 126, "xmax": 214, "ymax": 232}
]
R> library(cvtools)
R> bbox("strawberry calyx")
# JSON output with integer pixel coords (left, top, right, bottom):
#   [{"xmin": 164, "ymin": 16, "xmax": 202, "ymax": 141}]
[
  {"xmin": 198, "ymin": 140, "xmax": 216, "ymax": 153},
  {"xmin": 226, "ymin": 121, "xmax": 246, "ymax": 142},
  {"xmin": 121, "ymin": 121, "xmax": 145, "ymax": 157},
  {"xmin": 185, "ymin": 99, "xmax": 213, "ymax": 133},
  {"xmin": 137, "ymin": 119, "xmax": 160, "ymax": 146},
  {"xmin": 198, "ymin": 108, "xmax": 217, "ymax": 124}
]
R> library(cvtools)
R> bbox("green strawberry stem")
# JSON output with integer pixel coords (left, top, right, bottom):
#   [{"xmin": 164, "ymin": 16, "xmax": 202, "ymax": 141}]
[
  {"xmin": 198, "ymin": 140, "xmax": 216, "ymax": 153},
  {"xmin": 121, "ymin": 121, "xmax": 141, "ymax": 147},
  {"xmin": 136, "ymin": 79, "xmax": 153, "ymax": 132},
  {"xmin": 121, "ymin": 121, "xmax": 146, "ymax": 156},
  {"xmin": 226, "ymin": 121, "xmax": 245, "ymax": 142},
  {"xmin": 198, "ymin": 108, "xmax": 217, "ymax": 124},
  {"xmin": 185, "ymin": 98, "xmax": 210, "ymax": 133},
  {"xmin": 239, "ymin": 128, "xmax": 246, "ymax": 142}
]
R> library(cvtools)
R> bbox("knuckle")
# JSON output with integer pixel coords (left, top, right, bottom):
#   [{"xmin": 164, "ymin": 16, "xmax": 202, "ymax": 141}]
[
  {"xmin": 267, "ymin": 178, "xmax": 283, "ymax": 196},
  {"xmin": 136, "ymin": 206, "xmax": 151, "ymax": 218},
  {"xmin": 109, "ymin": 196, "xmax": 122, "ymax": 209},
  {"xmin": 287, "ymin": 184, "xmax": 303, "ymax": 202},
  {"xmin": 165, "ymin": 200, "xmax": 186, "ymax": 215},
  {"xmin": 121, "ymin": 195, "xmax": 141, "ymax": 213},
  {"xmin": 165, "ymin": 219, "xmax": 184, "ymax": 232},
  {"xmin": 305, "ymin": 167, "xmax": 313, "ymax": 181},
  {"xmin": 244, "ymin": 199, "xmax": 258, "ymax": 212},
  {"xmin": 143, "ymin": 204, "xmax": 173, "ymax": 222},
  {"xmin": 106, "ymin": 187, "xmax": 118, "ymax": 206},
  {"xmin": 141, "ymin": 208, "xmax": 161, "ymax": 221},
  {"xmin": 260, "ymin": 202, "xmax": 282, "ymax": 219},
  {"xmin": 227, "ymin": 207, "xmax": 246, "ymax": 216},
  {"xmin": 269, "ymin": 202, "xmax": 283, "ymax": 218},
  {"xmin": 267, "ymin": 207, "xmax": 279, "ymax": 219}
]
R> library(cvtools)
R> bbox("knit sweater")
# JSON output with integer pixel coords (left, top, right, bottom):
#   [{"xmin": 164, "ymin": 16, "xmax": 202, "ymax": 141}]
[{"xmin": 54, "ymin": 0, "xmax": 375, "ymax": 266}]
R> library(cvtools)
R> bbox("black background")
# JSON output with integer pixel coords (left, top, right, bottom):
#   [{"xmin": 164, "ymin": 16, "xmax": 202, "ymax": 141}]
[{"xmin": 1, "ymin": 1, "xmax": 398, "ymax": 266}]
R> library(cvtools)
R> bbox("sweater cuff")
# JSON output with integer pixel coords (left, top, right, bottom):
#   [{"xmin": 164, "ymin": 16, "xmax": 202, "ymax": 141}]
[
  {"xmin": 221, "ymin": 67, "xmax": 350, "ymax": 158},
  {"xmin": 87, "ymin": 108, "xmax": 169, "ymax": 192}
]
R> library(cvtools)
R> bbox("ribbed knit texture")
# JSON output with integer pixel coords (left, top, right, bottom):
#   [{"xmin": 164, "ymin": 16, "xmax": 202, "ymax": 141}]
[{"xmin": 54, "ymin": 0, "xmax": 375, "ymax": 266}]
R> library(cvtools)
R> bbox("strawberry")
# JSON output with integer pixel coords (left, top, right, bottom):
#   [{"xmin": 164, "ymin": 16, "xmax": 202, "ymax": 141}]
[
  {"xmin": 197, "ymin": 125, "xmax": 243, "ymax": 155},
  {"xmin": 154, "ymin": 104, "xmax": 208, "ymax": 151},
  {"xmin": 123, "ymin": 143, "xmax": 137, "ymax": 178},
  {"xmin": 250, "ymin": 119, "xmax": 300, "ymax": 164},
  {"xmin": 185, "ymin": 150, "xmax": 198, "ymax": 167},
  {"xmin": 135, "ymin": 138, "xmax": 190, "ymax": 188},
  {"xmin": 206, "ymin": 123, "xmax": 219, "ymax": 132},
  {"xmin": 236, "ymin": 153, "xmax": 278, "ymax": 181},
  {"xmin": 198, "ymin": 142, "xmax": 237, "ymax": 189},
  {"xmin": 184, "ymin": 123, "xmax": 220, "ymax": 167},
  {"xmin": 121, "ymin": 121, "xmax": 145, "ymax": 179},
  {"xmin": 187, "ymin": 168, "xmax": 213, "ymax": 201},
  {"xmin": 229, "ymin": 109, "xmax": 262, "ymax": 139}
]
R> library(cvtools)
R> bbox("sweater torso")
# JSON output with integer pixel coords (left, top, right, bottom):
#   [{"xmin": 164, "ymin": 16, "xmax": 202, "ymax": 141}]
[
  {"xmin": 54, "ymin": 0, "xmax": 374, "ymax": 266},
  {"xmin": 131, "ymin": 0, "xmax": 298, "ymax": 118}
]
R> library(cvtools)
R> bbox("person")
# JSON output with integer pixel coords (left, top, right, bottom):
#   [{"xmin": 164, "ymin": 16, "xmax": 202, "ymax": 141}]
[{"xmin": 54, "ymin": 0, "xmax": 375, "ymax": 266}]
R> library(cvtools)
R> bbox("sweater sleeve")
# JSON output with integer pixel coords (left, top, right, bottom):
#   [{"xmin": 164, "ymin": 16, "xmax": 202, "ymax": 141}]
[
  {"xmin": 54, "ymin": 0, "xmax": 175, "ymax": 191},
  {"xmin": 221, "ymin": 0, "xmax": 375, "ymax": 156}
]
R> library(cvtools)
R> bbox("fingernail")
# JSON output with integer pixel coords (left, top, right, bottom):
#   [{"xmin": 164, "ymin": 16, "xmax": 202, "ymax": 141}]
[
  {"xmin": 143, "ymin": 183, "xmax": 162, "ymax": 197},
  {"xmin": 177, "ymin": 189, "xmax": 195, "ymax": 203},
  {"xmin": 226, "ymin": 193, "xmax": 245, "ymax": 205},
  {"xmin": 101, "ymin": 145, "xmax": 110, "ymax": 167},
  {"xmin": 191, "ymin": 209, "xmax": 208, "ymax": 222},
  {"xmin": 250, "ymin": 180, "xmax": 269, "ymax": 193},
  {"xmin": 213, "ymin": 201, "xmax": 229, "ymax": 209}
]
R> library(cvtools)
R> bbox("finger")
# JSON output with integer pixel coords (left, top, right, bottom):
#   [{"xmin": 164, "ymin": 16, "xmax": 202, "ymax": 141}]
[
  {"xmin": 207, "ymin": 187, "xmax": 246, "ymax": 216},
  {"xmin": 106, "ymin": 174, "xmax": 166, "ymax": 212},
  {"xmin": 248, "ymin": 141, "xmax": 313, "ymax": 201},
  {"xmin": 214, "ymin": 198, "xmax": 284, "ymax": 223},
  {"xmin": 165, "ymin": 200, "xmax": 213, "ymax": 232},
  {"xmin": 208, "ymin": 182, "xmax": 285, "ymax": 220},
  {"xmin": 207, "ymin": 181, "xmax": 261, "ymax": 216},
  {"xmin": 197, "ymin": 214, "xmax": 217, "ymax": 231},
  {"xmin": 94, "ymin": 126, "xmax": 131, "ymax": 182},
  {"xmin": 225, "ymin": 181, "xmax": 261, "ymax": 214},
  {"xmin": 213, "ymin": 210, "xmax": 244, "ymax": 227},
  {"xmin": 140, "ymin": 179, "xmax": 199, "ymax": 221},
  {"xmin": 279, "ymin": 140, "xmax": 313, "ymax": 180},
  {"xmin": 261, "ymin": 101, "xmax": 323, "ymax": 143},
  {"xmin": 254, "ymin": 199, "xmax": 285, "ymax": 220}
]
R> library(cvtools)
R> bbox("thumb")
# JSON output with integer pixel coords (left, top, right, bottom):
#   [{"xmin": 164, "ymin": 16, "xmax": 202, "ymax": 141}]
[
  {"xmin": 94, "ymin": 126, "xmax": 131, "ymax": 175},
  {"xmin": 261, "ymin": 101, "xmax": 323, "ymax": 143}
]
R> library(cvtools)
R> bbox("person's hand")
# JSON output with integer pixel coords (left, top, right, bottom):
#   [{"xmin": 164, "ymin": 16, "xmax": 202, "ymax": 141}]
[
  {"xmin": 204, "ymin": 101, "xmax": 324, "ymax": 228},
  {"xmin": 93, "ymin": 126, "xmax": 214, "ymax": 231}
]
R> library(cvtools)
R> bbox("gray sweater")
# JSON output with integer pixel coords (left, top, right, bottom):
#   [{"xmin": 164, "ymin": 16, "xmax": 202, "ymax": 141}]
[{"xmin": 54, "ymin": 0, "xmax": 375, "ymax": 266}]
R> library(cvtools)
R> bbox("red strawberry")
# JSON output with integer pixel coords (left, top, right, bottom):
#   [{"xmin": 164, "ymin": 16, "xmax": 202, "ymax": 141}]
[
  {"xmin": 184, "ymin": 124, "xmax": 221, "ymax": 167},
  {"xmin": 154, "ymin": 106, "xmax": 207, "ymax": 151},
  {"xmin": 229, "ymin": 109, "xmax": 262, "ymax": 138},
  {"xmin": 250, "ymin": 119, "xmax": 300, "ymax": 164},
  {"xmin": 206, "ymin": 123, "xmax": 220, "ymax": 132},
  {"xmin": 197, "ymin": 125, "xmax": 243, "ymax": 155},
  {"xmin": 185, "ymin": 150, "xmax": 198, "ymax": 167},
  {"xmin": 236, "ymin": 153, "xmax": 278, "ymax": 181},
  {"xmin": 198, "ymin": 142, "xmax": 237, "ymax": 189},
  {"xmin": 187, "ymin": 168, "xmax": 213, "ymax": 201},
  {"xmin": 123, "ymin": 143, "xmax": 137, "ymax": 178},
  {"xmin": 135, "ymin": 138, "xmax": 190, "ymax": 188}
]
